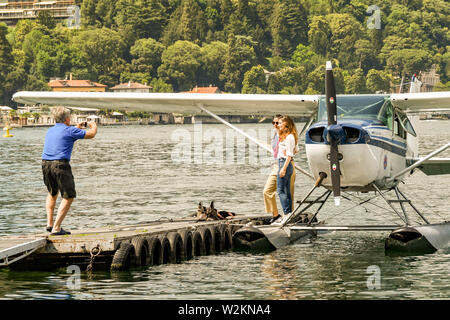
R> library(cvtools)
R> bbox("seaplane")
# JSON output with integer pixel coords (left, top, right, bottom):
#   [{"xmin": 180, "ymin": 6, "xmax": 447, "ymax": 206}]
[{"xmin": 12, "ymin": 62, "xmax": 450, "ymax": 255}]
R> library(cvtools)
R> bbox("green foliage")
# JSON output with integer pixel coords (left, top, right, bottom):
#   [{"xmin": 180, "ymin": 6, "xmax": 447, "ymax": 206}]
[
  {"xmin": 116, "ymin": 0, "xmax": 168, "ymax": 41},
  {"xmin": 130, "ymin": 38, "xmax": 165, "ymax": 77},
  {"xmin": 150, "ymin": 77, "xmax": 174, "ymax": 92},
  {"xmin": 0, "ymin": 0, "xmax": 448, "ymax": 106},
  {"xmin": 366, "ymin": 69, "xmax": 392, "ymax": 93},
  {"xmin": 199, "ymin": 41, "xmax": 228, "ymax": 87},
  {"xmin": 242, "ymin": 65, "xmax": 267, "ymax": 93},
  {"xmin": 220, "ymin": 34, "xmax": 257, "ymax": 92},
  {"xmin": 307, "ymin": 63, "xmax": 345, "ymax": 94},
  {"xmin": 270, "ymin": 0, "xmax": 308, "ymax": 59},
  {"xmin": 158, "ymin": 40, "xmax": 202, "ymax": 91},
  {"xmin": 267, "ymin": 66, "xmax": 307, "ymax": 94},
  {"xmin": 345, "ymin": 68, "xmax": 367, "ymax": 94}
]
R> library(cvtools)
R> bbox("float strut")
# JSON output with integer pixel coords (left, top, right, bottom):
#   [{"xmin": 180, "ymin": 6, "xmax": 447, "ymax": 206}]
[{"xmin": 281, "ymin": 172, "xmax": 327, "ymax": 227}]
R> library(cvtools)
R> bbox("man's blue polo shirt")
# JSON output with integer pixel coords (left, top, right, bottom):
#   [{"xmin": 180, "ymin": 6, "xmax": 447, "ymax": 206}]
[{"xmin": 42, "ymin": 123, "xmax": 86, "ymax": 161}]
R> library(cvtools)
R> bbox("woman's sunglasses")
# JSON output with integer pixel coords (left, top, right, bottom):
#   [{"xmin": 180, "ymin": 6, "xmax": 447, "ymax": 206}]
[{"xmin": 272, "ymin": 121, "xmax": 279, "ymax": 125}]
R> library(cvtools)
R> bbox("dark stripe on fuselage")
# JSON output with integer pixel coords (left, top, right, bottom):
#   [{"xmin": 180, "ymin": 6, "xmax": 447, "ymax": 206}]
[
  {"xmin": 368, "ymin": 138, "xmax": 406, "ymax": 156},
  {"xmin": 369, "ymin": 134, "xmax": 407, "ymax": 148}
]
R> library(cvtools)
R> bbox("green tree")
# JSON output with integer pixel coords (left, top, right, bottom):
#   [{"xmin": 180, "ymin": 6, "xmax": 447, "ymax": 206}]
[
  {"xmin": 345, "ymin": 68, "xmax": 367, "ymax": 94},
  {"xmin": 116, "ymin": 0, "xmax": 168, "ymax": 41},
  {"xmin": 433, "ymin": 81, "xmax": 450, "ymax": 92},
  {"xmin": 267, "ymin": 66, "xmax": 307, "ymax": 94},
  {"xmin": 82, "ymin": 0, "xmax": 118, "ymax": 28},
  {"xmin": 242, "ymin": 65, "xmax": 267, "ymax": 93},
  {"xmin": 326, "ymin": 13, "xmax": 364, "ymax": 69},
  {"xmin": 354, "ymin": 39, "xmax": 379, "ymax": 73},
  {"xmin": 308, "ymin": 16, "xmax": 331, "ymax": 56},
  {"xmin": 0, "ymin": 23, "xmax": 14, "ymax": 104},
  {"xmin": 385, "ymin": 49, "xmax": 434, "ymax": 78},
  {"xmin": 220, "ymin": 34, "xmax": 257, "ymax": 92},
  {"xmin": 366, "ymin": 69, "xmax": 392, "ymax": 93},
  {"xmin": 270, "ymin": 0, "xmax": 308, "ymax": 59},
  {"xmin": 10, "ymin": 19, "xmax": 35, "ymax": 49},
  {"xmin": 162, "ymin": 0, "xmax": 207, "ymax": 45},
  {"xmin": 36, "ymin": 10, "xmax": 56, "ymax": 29},
  {"xmin": 157, "ymin": 40, "xmax": 202, "ymax": 91},
  {"xmin": 150, "ymin": 77, "xmax": 174, "ymax": 92},
  {"xmin": 199, "ymin": 41, "xmax": 228, "ymax": 87},
  {"xmin": 130, "ymin": 38, "xmax": 165, "ymax": 77},
  {"xmin": 72, "ymin": 28, "xmax": 127, "ymax": 84},
  {"xmin": 290, "ymin": 44, "xmax": 315, "ymax": 72},
  {"xmin": 307, "ymin": 63, "xmax": 345, "ymax": 94}
]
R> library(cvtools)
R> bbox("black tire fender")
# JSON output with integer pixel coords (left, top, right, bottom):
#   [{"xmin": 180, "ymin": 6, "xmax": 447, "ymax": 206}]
[
  {"xmin": 178, "ymin": 229, "xmax": 194, "ymax": 260},
  {"xmin": 111, "ymin": 242, "xmax": 136, "ymax": 271},
  {"xmin": 159, "ymin": 234, "xmax": 172, "ymax": 264},
  {"xmin": 146, "ymin": 236, "xmax": 163, "ymax": 266},
  {"xmin": 208, "ymin": 225, "xmax": 223, "ymax": 253},
  {"xmin": 219, "ymin": 224, "xmax": 233, "ymax": 250},
  {"xmin": 192, "ymin": 229, "xmax": 205, "ymax": 256},
  {"xmin": 131, "ymin": 236, "xmax": 149, "ymax": 267},
  {"xmin": 198, "ymin": 227, "xmax": 213, "ymax": 255},
  {"xmin": 167, "ymin": 231, "xmax": 184, "ymax": 263}
]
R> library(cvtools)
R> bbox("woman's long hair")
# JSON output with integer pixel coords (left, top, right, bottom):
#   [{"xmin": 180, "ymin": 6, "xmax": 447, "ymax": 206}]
[{"xmin": 279, "ymin": 115, "xmax": 298, "ymax": 146}]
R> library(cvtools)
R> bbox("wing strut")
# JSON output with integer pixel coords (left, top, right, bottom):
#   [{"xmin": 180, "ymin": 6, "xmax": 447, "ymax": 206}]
[
  {"xmin": 388, "ymin": 142, "xmax": 450, "ymax": 181},
  {"xmin": 197, "ymin": 104, "xmax": 315, "ymax": 180}
]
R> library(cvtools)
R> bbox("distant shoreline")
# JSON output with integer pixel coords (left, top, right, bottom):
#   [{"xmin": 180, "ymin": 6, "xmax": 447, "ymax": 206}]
[{"xmin": 2, "ymin": 117, "xmax": 448, "ymax": 129}]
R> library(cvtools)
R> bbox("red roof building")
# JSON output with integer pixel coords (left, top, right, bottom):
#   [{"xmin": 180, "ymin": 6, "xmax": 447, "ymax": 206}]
[
  {"xmin": 48, "ymin": 76, "xmax": 107, "ymax": 92},
  {"xmin": 184, "ymin": 86, "xmax": 221, "ymax": 94}
]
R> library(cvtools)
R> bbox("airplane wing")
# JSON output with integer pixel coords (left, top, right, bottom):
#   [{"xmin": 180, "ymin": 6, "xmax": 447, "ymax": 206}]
[
  {"xmin": 12, "ymin": 91, "xmax": 319, "ymax": 116},
  {"xmin": 390, "ymin": 91, "xmax": 450, "ymax": 112},
  {"xmin": 407, "ymin": 157, "xmax": 450, "ymax": 175}
]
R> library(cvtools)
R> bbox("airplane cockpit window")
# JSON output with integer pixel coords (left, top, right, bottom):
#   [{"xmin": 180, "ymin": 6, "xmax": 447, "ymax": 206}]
[
  {"xmin": 317, "ymin": 95, "xmax": 389, "ymax": 122},
  {"xmin": 377, "ymin": 100, "xmax": 393, "ymax": 129}
]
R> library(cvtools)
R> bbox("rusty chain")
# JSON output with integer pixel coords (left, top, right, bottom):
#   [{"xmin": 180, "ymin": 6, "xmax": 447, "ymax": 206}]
[{"xmin": 86, "ymin": 245, "xmax": 101, "ymax": 274}]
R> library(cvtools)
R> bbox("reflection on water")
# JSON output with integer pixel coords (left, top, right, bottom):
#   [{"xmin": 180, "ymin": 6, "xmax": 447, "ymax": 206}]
[{"xmin": 0, "ymin": 121, "xmax": 449, "ymax": 299}]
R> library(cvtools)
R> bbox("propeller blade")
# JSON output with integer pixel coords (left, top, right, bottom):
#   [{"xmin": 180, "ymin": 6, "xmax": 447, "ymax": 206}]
[
  {"xmin": 329, "ymin": 139, "xmax": 341, "ymax": 206},
  {"xmin": 325, "ymin": 61, "xmax": 341, "ymax": 206},
  {"xmin": 325, "ymin": 61, "xmax": 337, "ymax": 126}
]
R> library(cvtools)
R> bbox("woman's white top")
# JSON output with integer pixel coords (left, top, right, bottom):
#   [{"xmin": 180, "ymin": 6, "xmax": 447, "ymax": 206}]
[{"xmin": 277, "ymin": 134, "xmax": 297, "ymax": 159}]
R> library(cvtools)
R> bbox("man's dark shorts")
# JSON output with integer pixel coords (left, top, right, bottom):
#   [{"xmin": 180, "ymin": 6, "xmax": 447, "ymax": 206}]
[{"xmin": 42, "ymin": 160, "xmax": 76, "ymax": 199}]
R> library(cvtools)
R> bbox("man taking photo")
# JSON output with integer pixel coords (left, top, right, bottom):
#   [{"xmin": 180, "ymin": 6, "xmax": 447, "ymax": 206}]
[{"xmin": 42, "ymin": 107, "xmax": 97, "ymax": 235}]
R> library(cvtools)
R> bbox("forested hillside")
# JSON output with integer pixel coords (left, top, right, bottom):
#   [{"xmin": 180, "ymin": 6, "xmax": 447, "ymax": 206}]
[{"xmin": 0, "ymin": 0, "xmax": 449, "ymax": 106}]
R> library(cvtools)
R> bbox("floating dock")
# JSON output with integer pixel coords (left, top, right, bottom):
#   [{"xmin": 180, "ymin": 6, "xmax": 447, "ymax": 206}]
[{"xmin": 0, "ymin": 215, "xmax": 268, "ymax": 272}]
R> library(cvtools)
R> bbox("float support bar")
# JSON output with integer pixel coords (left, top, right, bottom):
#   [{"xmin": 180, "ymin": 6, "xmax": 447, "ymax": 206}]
[
  {"xmin": 389, "ymin": 142, "xmax": 450, "ymax": 181},
  {"xmin": 197, "ymin": 104, "xmax": 315, "ymax": 181}
]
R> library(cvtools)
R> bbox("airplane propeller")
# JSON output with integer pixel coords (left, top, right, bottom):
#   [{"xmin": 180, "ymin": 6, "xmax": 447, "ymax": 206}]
[{"xmin": 325, "ymin": 61, "xmax": 344, "ymax": 206}]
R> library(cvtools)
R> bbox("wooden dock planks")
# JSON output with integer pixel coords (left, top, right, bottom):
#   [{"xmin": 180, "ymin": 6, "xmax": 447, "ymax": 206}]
[{"xmin": 0, "ymin": 214, "xmax": 268, "ymax": 269}]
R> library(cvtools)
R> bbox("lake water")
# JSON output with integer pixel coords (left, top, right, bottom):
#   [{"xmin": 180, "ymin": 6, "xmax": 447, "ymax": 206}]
[{"xmin": 0, "ymin": 120, "xmax": 449, "ymax": 300}]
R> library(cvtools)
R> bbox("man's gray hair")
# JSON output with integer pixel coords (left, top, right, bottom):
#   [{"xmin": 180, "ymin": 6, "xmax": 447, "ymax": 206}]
[{"xmin": 52, "ymin": 107, "xmax": 71, "ymax": 123}]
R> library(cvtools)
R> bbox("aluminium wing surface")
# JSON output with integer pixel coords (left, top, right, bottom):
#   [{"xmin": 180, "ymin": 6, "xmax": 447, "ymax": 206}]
[
  {"xmin": 390, "ymin": 91, "xmax": 450, "ymax": 112},
  {"xmin": 12, "ymin": 92, "xmax": 319, "ymax": 116}
]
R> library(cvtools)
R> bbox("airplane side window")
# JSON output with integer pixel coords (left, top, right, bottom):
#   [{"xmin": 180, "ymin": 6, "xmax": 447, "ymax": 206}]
[
  {"xmin": 378, "ymin": 101, "xmax": 393, "ymax": 130},
  {"xmin": 393, "ymin": 114, "xmax": 406, "ymax": 139},
  {"xmin": 397, "ymin": 112, "xmax": 417, "ymax": 137},
  {"xmin": 386, "ymin": 104, "xmax": 393, "ymax": 130}
]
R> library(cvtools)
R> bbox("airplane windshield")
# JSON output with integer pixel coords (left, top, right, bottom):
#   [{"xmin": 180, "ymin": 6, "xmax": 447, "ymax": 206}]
[{"xmin": 317, "ymin": 95, "xmax": 388, "ymax": 121}]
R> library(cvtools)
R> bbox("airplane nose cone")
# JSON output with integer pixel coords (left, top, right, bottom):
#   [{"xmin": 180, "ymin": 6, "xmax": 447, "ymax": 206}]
[{"xmin": 325, "ymin": 124, "xmax": 346, "ymax": 144}]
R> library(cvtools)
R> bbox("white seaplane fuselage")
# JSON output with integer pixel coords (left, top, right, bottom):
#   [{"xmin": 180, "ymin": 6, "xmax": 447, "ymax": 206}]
[{"xmin": 304, "ymin": 95, "xmax": 416, "ymax": 191}]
